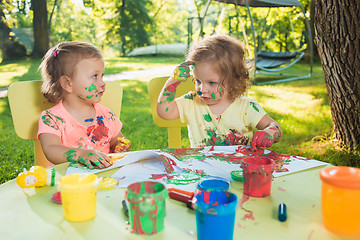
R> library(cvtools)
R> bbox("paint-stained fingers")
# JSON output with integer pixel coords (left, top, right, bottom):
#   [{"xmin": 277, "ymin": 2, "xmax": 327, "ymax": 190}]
[
  {"xmin": 77, "ymin": 157, "xmax": 95, "ymax": 169},
  {"xmin": 180, "ymin": 61, "xmax": 194, "ymax": 68},
  {"xmin": 251, "ymin": 130, "xmax": 273, "ymax": 150},
  {"xmin": 250, "ymin": 135, "xmax": 259, "ymax": 151},
  {"xmin": 96, "ymin": 151, "xmax": 112, "ymax": 168},
  {"xmin": 173, "ymin": 61, "xmax": 194, "ymax": 82},
  {"xmin": 262, "ymin": 138, "xmax": 274, "ymax": 148}
]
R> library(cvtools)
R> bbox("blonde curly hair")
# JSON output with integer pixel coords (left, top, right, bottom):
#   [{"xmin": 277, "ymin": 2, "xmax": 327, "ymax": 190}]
[{"xmin": 186, "ymin": 34, "xmax": 249, "ymax": 99}]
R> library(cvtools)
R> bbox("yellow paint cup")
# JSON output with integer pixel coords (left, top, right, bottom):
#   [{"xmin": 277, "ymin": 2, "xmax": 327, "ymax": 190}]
[
  {"xmin": 60, "ymin": 173, "xmax": 98, "ymax": 222},
  {"xmin": 319, "ymin": 166, "xmax": 360, "ymax": 235}
]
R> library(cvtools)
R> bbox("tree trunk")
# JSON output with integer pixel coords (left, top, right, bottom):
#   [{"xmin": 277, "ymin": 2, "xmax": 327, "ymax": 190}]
[
  {"xmin": 314, "ymin": 0, "xmax": 360, "ymax": 148},
  {"xmin": 309, "ymin": 0, "xmax": 318, "ymax": 57},
  {"xmin": 31, "ymin": 0, "xmax": 49, "ymax": 58}
]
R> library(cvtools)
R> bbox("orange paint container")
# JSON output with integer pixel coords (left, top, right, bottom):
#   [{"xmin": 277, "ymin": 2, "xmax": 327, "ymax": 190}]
[{"xmin": 319, "ymin": 166, "xmax": 360, "ymax": 235}]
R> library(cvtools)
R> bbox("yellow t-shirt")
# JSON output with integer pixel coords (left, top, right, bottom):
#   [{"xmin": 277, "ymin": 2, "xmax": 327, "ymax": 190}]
[{"xmin": 176, "ymin": 92, "xmax": 266, "ymax": 148}]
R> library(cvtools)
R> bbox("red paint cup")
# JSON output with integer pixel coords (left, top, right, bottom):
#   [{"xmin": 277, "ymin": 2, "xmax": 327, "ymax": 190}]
[{"xmin": 241, "ymin": 157, "xmax": 274, "ymax": 197}]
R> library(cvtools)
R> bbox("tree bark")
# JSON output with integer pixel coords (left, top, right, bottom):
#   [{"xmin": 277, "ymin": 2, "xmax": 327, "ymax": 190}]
[
  {"xmin": 31, "ymin": 0, "xmax": 49, "ymax": 58},
  {"xmin": 314, "ymin": 0, "xmax": 360, "ymax": 148}
]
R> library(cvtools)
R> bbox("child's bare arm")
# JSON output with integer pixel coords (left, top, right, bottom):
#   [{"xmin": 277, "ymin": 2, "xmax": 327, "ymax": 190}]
[
  {"xmin": 157, "ymin": 61, "xmax": 193, "ymax": 120},
  {"xmin": 39, "ymin": 133, "xmax": 111, "ymax": 169},
  {"xmin": 250, "ymin": 115, "xmax": 282, "ymax": 150}
]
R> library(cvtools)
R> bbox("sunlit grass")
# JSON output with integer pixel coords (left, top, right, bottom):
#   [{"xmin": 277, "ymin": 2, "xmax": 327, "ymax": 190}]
[{"xmin": 0, "ymin": 58, "xmax": 42, "ymax": 87}]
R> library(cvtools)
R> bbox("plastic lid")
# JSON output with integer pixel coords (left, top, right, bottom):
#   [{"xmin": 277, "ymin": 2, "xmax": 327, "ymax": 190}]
[
  {"xmin": 319, "ymin": 166, "xmax": 360, "ymax": 189},
  {"xmin": 231, "ymin": 170, "xmax": 244, "ymax": 181}
]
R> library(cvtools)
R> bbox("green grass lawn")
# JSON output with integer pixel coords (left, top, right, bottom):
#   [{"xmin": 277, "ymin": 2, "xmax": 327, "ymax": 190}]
[{"xmin": 1, "ymin": 56, "xmax": 359, "ymax": 184}]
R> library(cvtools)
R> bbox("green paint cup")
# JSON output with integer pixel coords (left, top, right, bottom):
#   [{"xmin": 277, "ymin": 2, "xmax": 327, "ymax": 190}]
[{"xmin": 125, "ymin": 181, "xmax": 167, "ymax": 235}]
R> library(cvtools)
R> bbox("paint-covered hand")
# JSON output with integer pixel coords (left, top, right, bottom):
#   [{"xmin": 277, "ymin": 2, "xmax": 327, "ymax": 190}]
[
  {"xmin": 251, "ymin": 125, "xmax": 282, "ymax": 151},
  {"xmin": 113, "ymin": 137, "xmax": 131, "ymax": 153},
  {"xmin": 65, "ymin": 149, "xmax": 111, "ymax": 169},
  {"xmin": 173, "ymin": 61, "xmax": 193, "ymax": 82},
  {"xmin": 250, "ymin": 130, "xmax": 275, "ymax": 151}
]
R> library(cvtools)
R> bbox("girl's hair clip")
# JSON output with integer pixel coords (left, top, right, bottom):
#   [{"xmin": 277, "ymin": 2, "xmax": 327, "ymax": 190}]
[{"xmin": 53, "ymin": 51, "xmax": 58, "ymax": 57}]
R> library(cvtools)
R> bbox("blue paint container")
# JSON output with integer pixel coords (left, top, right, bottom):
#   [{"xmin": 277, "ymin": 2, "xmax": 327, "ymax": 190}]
[
  {"xmin": 194, "ymin": 190, "xmax": 238, "ymax": 240},
  {"xmin": 197, "ymin": 179, "xmax": 230, "ymax": 192}
]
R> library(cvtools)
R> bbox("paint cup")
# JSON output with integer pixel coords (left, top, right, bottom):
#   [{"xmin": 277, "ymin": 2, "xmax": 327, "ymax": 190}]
[
  {"xmin": 194, "ymin": 190, "xmax": 238, "ymax": 240},
  {"xmin": 319, "ymin": 166, "xmax": 360, "ymax": 235},
  {"xmin": 197, "ymin": 179, "xmax": 230, "ymax": 192},
  {"xmin": 241, "ymin": 157, "xmax": 274, "ymax": 197},
  {"xmin": 59, "ymin": 173, "xmax": 98, "ymax": 222},
  {"xmin": 125, "ymin": 181, "xmax": 167, "ymax": 235}
]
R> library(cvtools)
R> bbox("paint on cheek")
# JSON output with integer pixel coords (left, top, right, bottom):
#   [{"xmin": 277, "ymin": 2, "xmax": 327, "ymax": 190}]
[
  {"xmin": 86, "ymin": 84, "xmax": 97, "ymax": 92},
  {"xmin": 197, "ymin": 91, "xmax": 202, "ymax": 95},
  {"xmin": 211, "ymin": 92, "xmax": 216, "ymax": 99},
  {"xmin": 218, "ymin": 88, "xmax": 223, "ymax": 97},
  {"xmin": 77, "ymin": 95, "xmax": 86, "ymax": 100}
]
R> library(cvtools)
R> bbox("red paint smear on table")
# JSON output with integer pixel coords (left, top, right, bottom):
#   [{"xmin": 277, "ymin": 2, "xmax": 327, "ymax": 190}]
[
  {"xmin": 239, "ymin": 194, "xmax": 255, "ymax": 221},
  {"xmin": 308, "ymin": 229, "xmax": 314, "ymax": 240},
  {"xmin": 277, "ymin": 187, "xmax": 286, "ymax": 191}
]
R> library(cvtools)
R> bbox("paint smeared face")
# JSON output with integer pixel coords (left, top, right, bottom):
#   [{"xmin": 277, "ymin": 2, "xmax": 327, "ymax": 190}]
[
  {"xmin": 71, "ymin": 58, "xmax": 105, "ymax": 103},
  {"xmin": 193, "ymin": 62, "xmax": 229, "ymax": 105}
]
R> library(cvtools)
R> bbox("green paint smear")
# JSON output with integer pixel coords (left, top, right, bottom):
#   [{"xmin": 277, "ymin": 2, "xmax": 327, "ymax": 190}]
[
  {"xmin": 64, "ymin": 149, "xmax": 76, "ymax": 162},
  {"xmin": 204, "ymin": 114, "xmax": 212, "ymax": 122},
  {"xmin": 211, "ymin": 92, "xmax": 216, "ymax": 99},
  {"xmin": 250, "ymin": 102, "xmax": 259, "ymax": 112},
  {"xmin": 127, "ymin": 182, "xmax": 167, "ymax": 235},
  {"xmin": 167, "ymin": 172, "xmax": 201, "ymax": 185},
  {"xmin": 87, "ymin": 84, "xmax": 97, "ymax": 92}
]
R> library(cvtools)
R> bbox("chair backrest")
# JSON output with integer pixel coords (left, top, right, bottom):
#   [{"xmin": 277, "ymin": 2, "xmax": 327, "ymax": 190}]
[
  {"xmin": 7, "ymin": 80, "xmax": 123, "ymax": 167},
  {"xmin": 147, "ymin": 76, "xmax": 195, "ymax": 149}
]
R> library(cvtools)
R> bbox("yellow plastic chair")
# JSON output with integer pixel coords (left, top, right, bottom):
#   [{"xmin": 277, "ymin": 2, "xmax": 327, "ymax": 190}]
[
  {"xmin": 7, "ymin": 80, "xmax": 123, "ymax": 167},
  {"xmin": 147, "ymin": 76, "xmax": 195, "ymax": 149}
]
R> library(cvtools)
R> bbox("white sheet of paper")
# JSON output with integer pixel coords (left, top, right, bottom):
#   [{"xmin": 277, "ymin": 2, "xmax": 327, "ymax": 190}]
[{"xmin": 66, "ymin": 145, "xmax": 328, "ymax": 192}]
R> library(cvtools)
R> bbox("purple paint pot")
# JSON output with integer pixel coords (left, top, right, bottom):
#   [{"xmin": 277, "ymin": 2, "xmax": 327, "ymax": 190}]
[{"xmin": 194, "ymin": 190, "xmax": 238, "ymax": 240}]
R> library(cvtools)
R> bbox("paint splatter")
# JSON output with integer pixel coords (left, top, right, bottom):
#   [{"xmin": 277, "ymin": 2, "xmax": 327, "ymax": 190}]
[
  {"xmin": 211, "ymin": 92, "xmax": 216, "ymax": 99},
  {"xmin": 84, "ymin": 118, "xmax": 94, "ymax": 123},
  {"xmin": 126, "ymin": 181, "xmax": 167, "ymax": 235},
  {"xmin": 160, "ymin": 81, "xmax": 181, "ymax": 104},
  {"xmin": 250, "ymin": 102, "xmax": 259, "ymax": 112},
  {"xmin": 42, "ymin": 110, "xmax": 64, "ymax": 130},
  {"xmin": 203, "ymin": 114, "xmax": 212, "ymax": 122},
  {"xmin": 86, "ymin": 116, "xmax": 109, "ymax": 144},
  {"xmin": 184, "ymin": 92, "xmax": 196, "ymax": 100},
  {"xmin": 202, "ymin": 128, "xmax": 249, "ymax": 147},
  {"xmin": 86, "ymin": 84, "xmax": 97, "ymax": 92}
]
